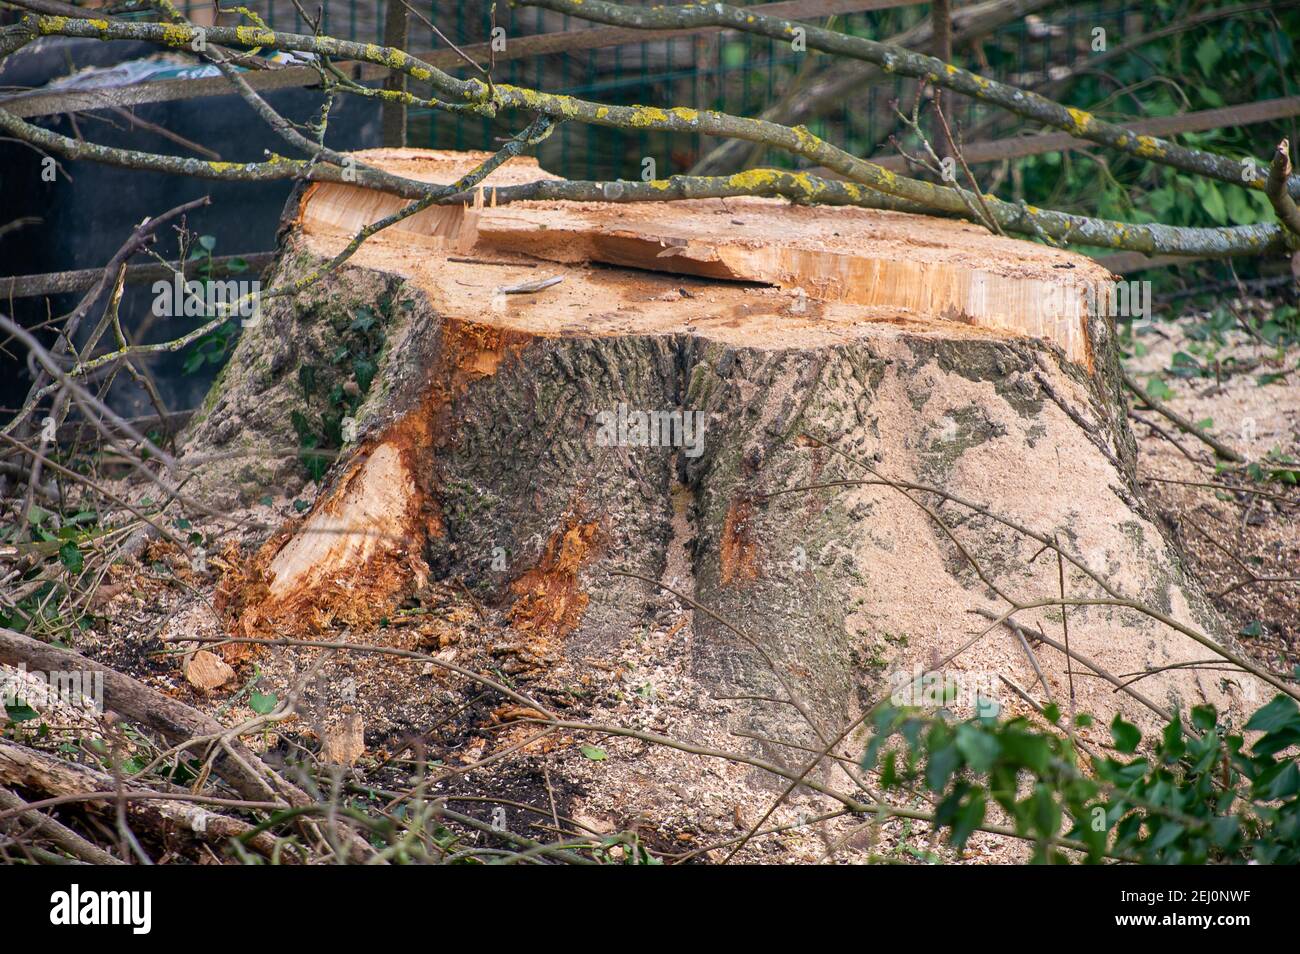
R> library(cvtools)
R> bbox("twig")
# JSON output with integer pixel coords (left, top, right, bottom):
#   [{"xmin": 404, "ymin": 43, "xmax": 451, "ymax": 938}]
[{"xmin": 1121, "ymin": 369, "xmax": 1245, "ymax": 463}]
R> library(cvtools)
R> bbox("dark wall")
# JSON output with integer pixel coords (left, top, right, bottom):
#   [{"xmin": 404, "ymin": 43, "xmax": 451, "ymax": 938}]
[{"xmin": 0, "ymin": 37, "xmax": 382, "ymax": 418}]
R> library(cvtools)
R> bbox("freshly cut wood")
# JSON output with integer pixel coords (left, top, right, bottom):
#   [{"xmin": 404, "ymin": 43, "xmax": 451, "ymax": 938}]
[
  {"xmin": 184, "ymin": 149, "xmax": 1261, "ymax": 758},
  {"xmin": 319, "ymin": 713, "xmax": 366, "ymax": 766},
  {"xmin": 300, "ymin": 149, "xmax": 1107, "ymax": 366}
]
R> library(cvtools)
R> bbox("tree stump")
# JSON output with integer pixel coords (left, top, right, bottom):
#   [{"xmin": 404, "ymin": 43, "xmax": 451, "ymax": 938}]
[{"xmin": 185, "ymin": 149, "xmax": 1260, "ymax": 754}]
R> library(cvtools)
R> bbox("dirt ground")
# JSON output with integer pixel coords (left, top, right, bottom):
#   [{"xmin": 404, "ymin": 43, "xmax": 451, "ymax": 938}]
[{"xmin": 1122, "ymin": 295, "xmax": 1299, "ymax": 680}]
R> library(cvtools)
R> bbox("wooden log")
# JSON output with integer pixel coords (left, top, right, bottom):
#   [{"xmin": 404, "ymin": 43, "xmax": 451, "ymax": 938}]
[{"xmin": 184, "ymin": 149, "xmax": 1262, "ymax": 756}]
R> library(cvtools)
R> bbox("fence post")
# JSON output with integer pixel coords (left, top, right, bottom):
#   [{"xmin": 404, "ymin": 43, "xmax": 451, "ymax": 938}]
[{"xmin": 381, "ymin": 0, "xmax": 409, "ymax": 147}]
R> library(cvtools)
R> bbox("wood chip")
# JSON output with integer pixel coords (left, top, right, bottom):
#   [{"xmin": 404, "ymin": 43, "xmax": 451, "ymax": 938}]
[
  {"xmin": 496, "ymin": 275, "xmax": 563, "ymax": 295},
  {"xmin": 183, "ymin": 650, "xmax": 234, "ymax": 692},
  {"xmin": 320, "ymin": 712, "xmax": 365, "ymax": 766}
]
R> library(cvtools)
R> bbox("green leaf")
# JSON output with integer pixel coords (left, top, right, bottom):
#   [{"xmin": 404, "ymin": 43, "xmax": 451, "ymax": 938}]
[
  {"xmin": 1144, "ymin": 377, "xmax": 1175, "ymax": 401},
  {"xmin": 1190, "ymin": 704, "xmax": 1218, "ymax": 732},
  {"xmin": 955, "ymin": 723, "xmax": 1000, "ymax": 773},
  {"xmin": 5, "ymin": 700, "xmax": 39, "ymax": 723},
  {"xmin": 1239, "ymin": 620, "xmax": 1265, "ymax": 638},
  {"xmin": 1161, "ymin": 714, "xmax": 1186, "ymax": 760},
  {"xmin": 1244, "ymin": 695, "xmax": 1300, "ymax": 733},
  {"xmin": 950, "ymin": 790, "xmax": 987, "ymax": 850},
  {"xmin": 1110, "ymin": 713, "xmax": 1141, "ymax": 754},
  {"xmin": 999, "ymin": 729, "xmax": 1052, "ymax": 774},
  {"xmin": 1251, "ymin": 725, "xmax": 1300, "ymax": 758},
  {"xmin": 352, "ymin": 356, "xmax": 377, "ymax": 393},
  {"xmin": 1201, "ymin": 183, "xmax": 1228, "ymax": 224},
  {"xmin": 1194, "ymin": 36, "xmax": 1221, "ymax": 76},
  {"xmin": 1196, "ymin": 85, "xmax": 1224, "ymax": 108},
  {"xmin": 1209, "ymin": 815, "xmax": 1239, "ymax": 849},
  {"xmin": 1259, "ymin": 761, "xmax": 1300, "ymax": 800},
  {"xmin": 58, "ymin": 540, "xmax": 83, "ymax": 575},
  {"xmin": 926, "ymin": 742, "xmax": 961, "ymax": 792},
  {"xmin": 1149, "ymin": 820, "xmax": 1185, "ymax": 852},
  {"xmin": 249, "ymin": 690, "xmax": 278, "ymax": 715},
  {"xmin": 579, "ymin": 744, "xmax": 607, "ymax": 761},
  {"xmin": 198, "ymin": 234, "xmax": 217, "ymax": 252}
]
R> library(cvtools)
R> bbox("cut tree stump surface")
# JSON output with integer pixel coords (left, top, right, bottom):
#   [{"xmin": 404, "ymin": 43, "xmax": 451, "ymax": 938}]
[
  {"xmin": 300, "ymin": 149, "xmax": 1112, "ymax": 365},
  {"xmin": 184, "ymin": 149, "xmax": 1261, "ymax": 761}
]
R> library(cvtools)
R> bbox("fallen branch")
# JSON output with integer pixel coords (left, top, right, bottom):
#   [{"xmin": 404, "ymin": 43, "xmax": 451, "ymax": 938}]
[
  {"xmin": 1121, "ymin": 368, "xmax": 1246, "ymax": 463},
  {"xmin": 0, "ymin": 782, "xmax": 121, "ymax": 864},
  {"xmin": 0, "ymin": 740, "xmax": 286, "ymax": 861},
  {"xmin": 0, "ymin": 626, "xmax": 304, "ymax": 807}
]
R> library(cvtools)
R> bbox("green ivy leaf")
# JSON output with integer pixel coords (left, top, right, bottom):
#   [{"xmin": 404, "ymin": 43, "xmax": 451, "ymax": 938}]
[
  {"xmin": 58, "ymin": 540, "xmax": 83, "ymax": 575},
  {"xmin": 352, "ymin": 356, "xmax": 378, "ymax": 393},
  {"xmin": 4, "ymin": 700, "xmax": 39, "ymax": 723},
  {"xmin": 580, "ymin": 744, "xmax": 607, "ymax": 761},
  {"xmin": 249, "ymin": 690, "xmax": 278, "ymax": 715}
]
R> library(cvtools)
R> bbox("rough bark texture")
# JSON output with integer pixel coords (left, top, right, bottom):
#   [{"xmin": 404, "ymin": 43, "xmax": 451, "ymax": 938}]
[{"xmin": 181, "ymin": 150, "xmax": 1262, "ymax": 766}]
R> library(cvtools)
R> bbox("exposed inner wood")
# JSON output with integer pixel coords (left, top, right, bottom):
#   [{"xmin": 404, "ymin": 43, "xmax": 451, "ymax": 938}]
[
  {"xmin": 266, "ymin": 442, "xmax": 418, "ymax": 597},
  {"xmin": 299, "ymin": 148, "xmax": 1115, "ymax": 364}
]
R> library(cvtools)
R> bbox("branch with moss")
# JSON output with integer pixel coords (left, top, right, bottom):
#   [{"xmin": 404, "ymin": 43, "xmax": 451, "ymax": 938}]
[
  {"xmin": 1, "ymin": 30, "xmax": 1287, "ymax": 257},
  {"xmin": 4, "ymin": 116, "xmax": 555, "ymax": 406},
  {"xmin": 687, "ymin": 0, "xmax": 1058, "ymax": 176},
  {"xmin": 3, "ymin": 12, "xmax": 1292, "ymax": 257},
  {"xmin": 520, "ymin": 0, "xmax": 1300, "ymax": 200},
  {"xmin": 1267, "ymin": 139, "xmax": 1300, "ymax": 246}
]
